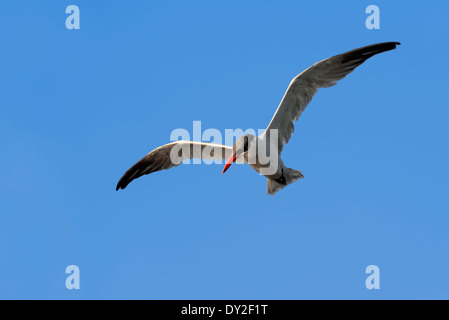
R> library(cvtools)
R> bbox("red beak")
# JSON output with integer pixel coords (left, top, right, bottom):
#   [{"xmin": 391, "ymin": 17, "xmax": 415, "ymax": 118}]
[{"xmin": 222, "ymin": 155, "xmax": 237, "ymax": 174}]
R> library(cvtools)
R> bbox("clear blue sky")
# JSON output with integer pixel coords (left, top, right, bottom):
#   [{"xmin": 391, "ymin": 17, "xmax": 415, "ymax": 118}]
[{"xmin": 1, "ymin": 1, "xmax": 448, "ymax": 299}]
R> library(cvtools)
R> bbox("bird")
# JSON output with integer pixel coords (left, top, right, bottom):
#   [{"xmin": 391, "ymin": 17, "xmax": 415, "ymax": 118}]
[{"xmin": 116, "ymin": 42, "xmax": 400, "ymax": 196}]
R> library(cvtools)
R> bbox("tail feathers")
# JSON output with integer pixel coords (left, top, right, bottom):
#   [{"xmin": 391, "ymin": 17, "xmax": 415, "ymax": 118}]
[{"xmin": 267, "ymin": 168, "xmax": 304, "ymax": 196}]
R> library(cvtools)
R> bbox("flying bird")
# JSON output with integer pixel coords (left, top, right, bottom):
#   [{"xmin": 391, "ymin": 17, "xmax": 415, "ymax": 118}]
[{"xmin": 116, "ymin": 42, "xmax": 400, "ymax": 195}]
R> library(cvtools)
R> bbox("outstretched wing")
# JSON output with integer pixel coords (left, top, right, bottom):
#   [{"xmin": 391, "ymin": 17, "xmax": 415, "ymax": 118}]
[
  {"xmin": 116, "ymin": 141, "xmax": 233, "ymax": 190},
  {"xmin": 263, "ymin": 42, "xmax": 400, "ymax": 153}
]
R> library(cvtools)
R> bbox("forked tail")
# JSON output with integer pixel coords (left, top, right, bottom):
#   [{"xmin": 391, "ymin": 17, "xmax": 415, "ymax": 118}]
[{"xmin": 267, "ymin": 168, "xmax": 304, "ymax": 196}]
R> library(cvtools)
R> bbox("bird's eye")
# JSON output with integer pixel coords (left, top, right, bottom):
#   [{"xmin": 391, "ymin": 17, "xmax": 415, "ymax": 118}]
[{"xmin": 243, "ymin": 137, "xmax": 249, "ymax": 151}]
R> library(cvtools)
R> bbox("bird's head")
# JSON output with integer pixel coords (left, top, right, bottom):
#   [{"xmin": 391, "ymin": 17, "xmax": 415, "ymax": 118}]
[{"xmin": 222, "ymin": 134, "xmax": 256, "ymax": 174}]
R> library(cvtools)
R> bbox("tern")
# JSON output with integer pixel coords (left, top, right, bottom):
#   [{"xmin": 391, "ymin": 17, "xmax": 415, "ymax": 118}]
[{"xmin": 116, "ymin": 42, "xmax": 400, "ymax": 195}]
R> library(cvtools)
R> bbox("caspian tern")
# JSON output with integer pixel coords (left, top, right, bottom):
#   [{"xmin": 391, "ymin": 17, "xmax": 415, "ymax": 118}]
[{"xmin": 116, "ymin": 42, "xmax": 400, "ymax": 195}]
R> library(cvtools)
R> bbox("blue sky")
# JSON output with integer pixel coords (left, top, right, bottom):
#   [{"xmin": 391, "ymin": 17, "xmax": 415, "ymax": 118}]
[{"xmin": 1, "ymin": 1, "xmax": 448, "ymax": 299}]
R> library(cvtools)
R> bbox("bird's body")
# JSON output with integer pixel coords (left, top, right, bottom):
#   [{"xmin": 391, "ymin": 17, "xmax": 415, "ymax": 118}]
[
  {"xmin": 117, "ymin": 42, "xmax": 400, "ymax": 195},
  {"xmin": 229, "ymin": 134, "xmax": 304, "ymax": 195}
]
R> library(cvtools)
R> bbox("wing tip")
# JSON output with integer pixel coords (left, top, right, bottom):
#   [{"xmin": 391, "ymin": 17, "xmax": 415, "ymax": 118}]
[
  {"xmin": 115, "ymin": 154, "xmax": 153, "ymax": 192},
  {"xmin": 380, "ymin": 41, "xmax": 401, "ymax": 51},
  {"xmin": 115, "ymin": 181, "xmax": 124, "ymax": 191},
  {"xmin": 116, "ymin": 177, "xmax": 131, "ymax": 191},
  {"xmin": 340, "ymin": 41, "xmax": 401, "ymax": 64},
  {"xmin": 370, "ymin": 41, "xmax": 401, "ymax": 53},
  {"xmin": 391, "ymin": 41, "xmax": 401, "ymax": 48}
]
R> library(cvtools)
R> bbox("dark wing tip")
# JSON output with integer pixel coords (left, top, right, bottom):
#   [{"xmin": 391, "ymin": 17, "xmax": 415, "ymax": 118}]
[
  {"xmin": 116, "ymin": 175, "xmax": 130, "ymax": 191},
  {"xmin": 389, "ymin": 41, "xmax": 401, "ymax": 49},
  {"xmin": 116, "ymin": 178, "xmax": 124, "ymax": 191},
  {"xmin": 374, "ymin": 41, "xmax": 401, "ymax": 48},
  {"xmin": 381, "ymin": 41, "xmax": 401, "ymax": 52},
  {"xmin": 115, "ymin": 147, "xmax": 170, "ymax": 191},
  {"xmin": 116, "ymin": 169, "xmax": 133, "ymax": 191},
  {"xmin": 115, "ymin": 156, "xmax": 151, "ymax": 191},
  {"xmin": 340, "ymin": 41, "xmax": 401, "ymax": 65}
]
